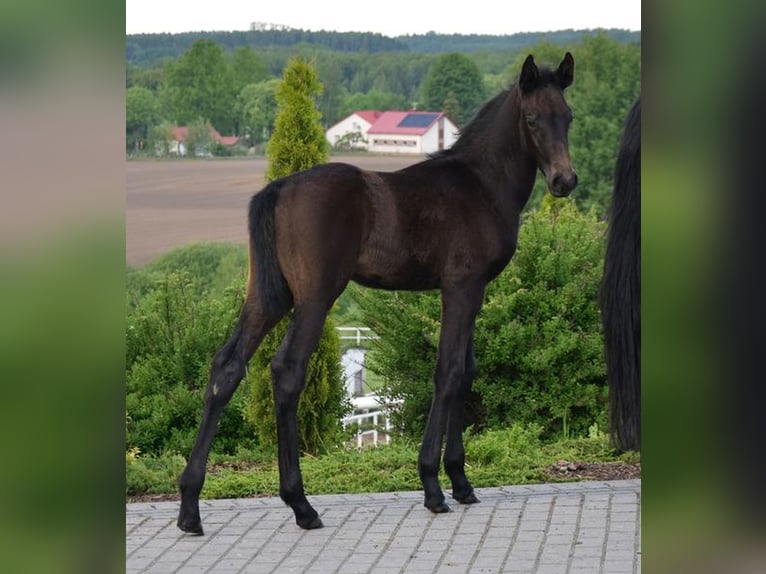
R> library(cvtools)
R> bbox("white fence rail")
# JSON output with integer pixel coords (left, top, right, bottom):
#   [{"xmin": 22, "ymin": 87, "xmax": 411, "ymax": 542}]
[
  {"xmin": 342, "ymin": 410, "xmax": 393, "ymax": 448},
  {"xmin": 336, "ymin": 327, "xmax": 378, "ymax": 346},
  {"xmin": 341, "ymin": 394, "xmax": 400, "ymax": 448}
]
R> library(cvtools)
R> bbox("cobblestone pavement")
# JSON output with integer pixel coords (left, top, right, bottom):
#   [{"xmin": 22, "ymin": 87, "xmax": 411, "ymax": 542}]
[{"xmin": 126, "ymin": 480, "xmax": 640, "ymax": 574}]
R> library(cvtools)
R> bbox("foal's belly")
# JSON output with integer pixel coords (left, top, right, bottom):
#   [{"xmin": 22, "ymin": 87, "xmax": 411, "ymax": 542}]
[{"xmin": 352, "ymin": 245, "xmax": 441, "ymax": 291}]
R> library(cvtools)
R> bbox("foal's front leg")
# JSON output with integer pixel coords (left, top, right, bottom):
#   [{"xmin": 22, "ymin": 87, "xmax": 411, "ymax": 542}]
[
  {"xmin": 443, "ymin": 339, "xmax": 480, "ymax": 504},
  {"xmin": 419, "ymin": 284, "xmax": 484, "ymax": 513}
]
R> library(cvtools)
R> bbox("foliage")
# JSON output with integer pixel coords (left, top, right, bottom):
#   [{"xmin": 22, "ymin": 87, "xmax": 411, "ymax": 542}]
[
  {"xmin": 421, "ymin": 53, "xmax": 487, "ymax": 127},
  {"xmin": 163, "ymin": 39, "xmax": 237, "ymax": 134},
  {"xmin": 125, "ymin": 271, "xmax": 252, "ymax": 456},
  {"xmin": 230, "ymin": 46, "xmax": 269, "ymax": 94},
  {"xmin": 237, "ymin": 79, "xmax": 280, "ymax": 146},
  {"xmin": 243, "ymin": 313, "xmax": 350, "ymax": 455},
  {"xmin": 349, "ymin": 286, "xmax": 440, "ymax": 438},
  {"xmin": 126, "ymin": 424, "xmax": 637, "ymax": 499},
  {"xmin": 126, "ymin": 244, "xmax": 250, "ymax": 458},
  {"xmin": 566, "ymin": 33, "xmax": 641, "ymax": 214},
  {"xmin": 126, "ymin": 449, "xmax": 186, "ymax": 496},
  {"xmin": 331, "ymin": 130, "xmax": 367, "ymax": 151},
  {"xmin": 146, "ymin": 122, "xmax": 175, "ymax": 157},
  {"xmin": 184, "ymin": 118, "xmax": 214, "ymax": 157},
  {"xmin": 126, "ymin": 86, "xmax": 160, "ymax": 152},
  {"xmin": 351, "ymin": 198, "xmax": 607, "ymax": 440},
  {"xmin": 125, "ymin": 29, "xmax": 639, "ymax": 68},
  {"xmin": 126, "ymin": 242, "xmax": 247, "ymax": 308},
  {"xmin": 265, "ymin": 57, "xmax": 329, "ymax": 182},
  {"xmin": 338, "ymin": 89, "xmax": 410, "ymax": 118},
  {"xmin": 473, "ymin": 198, "xmax": 608, "ymax": 439}
]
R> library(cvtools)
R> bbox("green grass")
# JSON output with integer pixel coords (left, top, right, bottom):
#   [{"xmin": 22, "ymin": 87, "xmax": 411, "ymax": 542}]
[{"xmin": 126, "ymin": 424, "xmax": 639, "ymax": 501}]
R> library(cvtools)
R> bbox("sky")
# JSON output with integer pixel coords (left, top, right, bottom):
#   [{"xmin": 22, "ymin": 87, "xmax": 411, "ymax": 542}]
[{"xmin": 126, "ymin": 0, "xmax": 640, "ymax": 37}]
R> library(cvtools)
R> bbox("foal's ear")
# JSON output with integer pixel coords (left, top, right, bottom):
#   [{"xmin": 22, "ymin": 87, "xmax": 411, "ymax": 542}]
[
  {"xmin": 519, "ymin": 54, "xmax": 539, "ymax": 93},
  {"xmin": 556, "ymin": 52, "xmax": 575, "ymax": 89}
]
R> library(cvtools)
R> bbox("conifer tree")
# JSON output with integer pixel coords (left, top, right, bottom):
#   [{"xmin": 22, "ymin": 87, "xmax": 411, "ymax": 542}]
[{"xmin": 265, "ymin": 57, "xmax": 329, "ymax": 182}]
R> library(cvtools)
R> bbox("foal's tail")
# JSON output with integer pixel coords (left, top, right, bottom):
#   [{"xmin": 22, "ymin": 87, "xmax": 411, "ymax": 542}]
[
  {"xmin": 248, "ymin": 181, "xmax": 293, "ymax": 316},
  {"xmin": 600, "ymin": 97, "xmax": 641, "ymax": 452}
]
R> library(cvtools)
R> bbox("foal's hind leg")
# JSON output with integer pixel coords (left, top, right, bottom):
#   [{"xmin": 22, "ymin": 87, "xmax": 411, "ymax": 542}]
[
  {"xmin": 444, "ymin": 338, "xmax": 480, "ymax": 505},
  {"xmin": 419, "ymin": 284, "xmax": 485, "ymax": 513},
  {"xmin": 178, "ymin": 301, "xmax": 281, "ymax": 535},
  {"xmin": 270, "ymin": 304, "xmax": 329, "ymax": 529}
]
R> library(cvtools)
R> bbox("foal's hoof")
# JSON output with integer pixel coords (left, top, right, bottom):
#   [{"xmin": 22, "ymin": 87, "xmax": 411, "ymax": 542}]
[
  {"xmin": 296, "ymin": 514, "xmax": 324, "ymax": 530},
  {"xmin": 426, "ymin": 500, "xmax": 452, "ymax": 514},
  {"xmin": 454, "ymin": 491, "xmax": 480, "ymax": 505},
  {"xmin": 177, "ymin": 517, "xmax": 204, "ymax": 536}
]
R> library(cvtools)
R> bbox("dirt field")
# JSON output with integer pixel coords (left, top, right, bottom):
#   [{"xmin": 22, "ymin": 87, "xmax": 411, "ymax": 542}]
[{"xmin": 126, "ymin": 155, "xmax": 424, "ymax": 267}]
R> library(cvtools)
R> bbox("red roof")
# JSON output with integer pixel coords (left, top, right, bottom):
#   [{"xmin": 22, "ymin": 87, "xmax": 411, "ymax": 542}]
[
  {"xmin": 367, "ymin": 111, "xmax": 443, "ymax": 135},
  {"xmin": 172, "ymin": 126, "xmax": 239, "ymax": 146},
  {"xmin": 355, "ymin": 110, "xmax": 383, "ymax": 124}
]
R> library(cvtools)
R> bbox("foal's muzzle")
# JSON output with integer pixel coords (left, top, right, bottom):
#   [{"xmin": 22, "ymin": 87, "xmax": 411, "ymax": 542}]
[{"xmin": 547, "ymin": 168, "xmax": 578, "ymax": 197}]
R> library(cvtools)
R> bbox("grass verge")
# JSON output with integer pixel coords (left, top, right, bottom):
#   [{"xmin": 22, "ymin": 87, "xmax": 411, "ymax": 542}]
[{"xmin": 126, "ymin": 424, "xmax": 639, "ymax": 501}]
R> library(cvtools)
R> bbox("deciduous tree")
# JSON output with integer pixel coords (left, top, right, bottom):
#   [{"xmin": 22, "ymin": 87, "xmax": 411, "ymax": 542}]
[
  {"xmin": 126, "ymin": 86, "xmax": 160, "ymax": 151},
  {"xmin": 164, "ymin": 39, "xmax": 236, "ymax": 134},
  {"xmin": 421, "ymin": 53, "xmax": 486, "ymax": 126}
]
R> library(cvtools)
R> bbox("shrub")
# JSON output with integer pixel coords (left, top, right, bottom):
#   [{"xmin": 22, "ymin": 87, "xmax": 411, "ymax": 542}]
[
  {"xmin": 126, "ymin": 272, "xmax": 254, "ymax": 456},
  {"xmin": 475, "ymin": 198, "xmax": 608, "ymax": 438},
  {"xmin": 126, "ymin": 242, "xmax": 247, "ymax": 309}
]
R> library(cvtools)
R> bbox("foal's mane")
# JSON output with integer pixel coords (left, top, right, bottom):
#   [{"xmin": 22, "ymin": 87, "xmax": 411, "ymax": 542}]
[{"xmin": 433, "ymin": 65, "xmax": 561, "ymax": 161}]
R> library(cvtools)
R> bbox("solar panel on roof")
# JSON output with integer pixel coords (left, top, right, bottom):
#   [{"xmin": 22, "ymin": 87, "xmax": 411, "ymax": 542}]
[{"xmin": 397, "ymin": 113, "xmax": 438, "ymax": 128}]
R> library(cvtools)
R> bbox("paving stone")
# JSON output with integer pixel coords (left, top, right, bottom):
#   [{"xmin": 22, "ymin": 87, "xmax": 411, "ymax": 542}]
[{"xmin": 126, "ymin": 480, "xmax": 640, "ymax": 573}]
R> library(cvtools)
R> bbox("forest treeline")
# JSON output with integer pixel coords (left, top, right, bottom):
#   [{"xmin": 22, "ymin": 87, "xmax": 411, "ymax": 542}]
[{"xmin": 126, "ymin": 27, "xmax": 638, "ymax": 67}]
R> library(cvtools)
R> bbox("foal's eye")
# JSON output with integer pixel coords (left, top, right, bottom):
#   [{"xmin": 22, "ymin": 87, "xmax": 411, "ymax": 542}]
[{"xmin": 525, "ymin": 115, "xmax": 538, "ymax": 128}]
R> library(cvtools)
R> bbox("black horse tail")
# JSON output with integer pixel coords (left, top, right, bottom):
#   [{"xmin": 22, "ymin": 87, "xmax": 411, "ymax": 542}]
[
  {"xmin": 248, "ymin": 181, "xmax": 293, "ymax": 317},
  {"xmin": 600, "ymin": 97, "xmax": 641, "ymax": 452}
]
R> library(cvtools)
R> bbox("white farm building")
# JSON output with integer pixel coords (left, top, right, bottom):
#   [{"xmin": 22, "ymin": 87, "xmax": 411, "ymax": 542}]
[{"xmin": 326, "ymin": 110, "xmax": 458, "ymax": 155}]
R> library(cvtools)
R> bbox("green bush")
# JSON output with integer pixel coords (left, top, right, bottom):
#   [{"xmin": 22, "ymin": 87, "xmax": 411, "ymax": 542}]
[
  {"xmin": 475, "ymin": 198, "xmax": 608, "ymax": 438},
  {"xmin": 243, "ymin": 313, "xmax": 350, "ymax": 455},
  {"xmin": 126, "ymin": 272, "xmax": 253, "ymax": 455},
  {"xmin": 126, "ymin": 242, "xmax": 247, "ymax": 308},
  {"xmin": 352, "ymin": 198, "xmax": 607, "ymax": 440}
]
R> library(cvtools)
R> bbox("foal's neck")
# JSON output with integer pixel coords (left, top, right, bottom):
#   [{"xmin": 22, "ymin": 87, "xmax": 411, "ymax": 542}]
[{"xmin": 481, "ymin": 87, "xmax": 538, "ymax": 212}]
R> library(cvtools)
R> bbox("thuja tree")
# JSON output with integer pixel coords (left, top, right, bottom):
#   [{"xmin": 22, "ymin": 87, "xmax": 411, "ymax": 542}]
[
  {"xmin": 244, "ymin": 56, "xmax": 347, "ymax": 454},
  {"xmin": 265, "ymin": 56, "xmax": 329, "ymax": 182},
  {"xmin": 352, "ymin": 198, "xmax": 608, "ymax": 440}
]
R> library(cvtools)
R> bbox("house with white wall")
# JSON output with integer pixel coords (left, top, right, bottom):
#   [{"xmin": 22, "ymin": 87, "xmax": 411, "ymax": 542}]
[
  {"xmin": 326, "ymin": 110, "xmax": 382, "ymax": 151},
  {"xmin": 367, "ymin": 111, "xmax": 458, "ymax": 155},
  {"xmin": 168, "ymin": 126, "xmax": 239, "ymax": 156},
  {"xmin": 326, "ymin": 110, "xmax": 459, "ymax": 155}
]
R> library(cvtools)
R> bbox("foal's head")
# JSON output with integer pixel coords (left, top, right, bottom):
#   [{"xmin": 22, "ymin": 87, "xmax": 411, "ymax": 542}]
[{"xmin": 518, "ymin": 52, "xmax": 577, "ymax": 197}]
